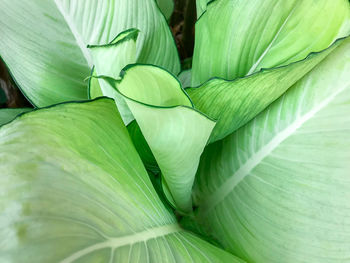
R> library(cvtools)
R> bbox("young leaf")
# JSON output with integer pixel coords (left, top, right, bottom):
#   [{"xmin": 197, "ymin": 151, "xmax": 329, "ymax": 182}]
[
  {"xmin": 192, "ymin": 0, "xmax": 350, "ymax": 85},
  {"xmin": 0, "ymin": 108, "xmax": 31, "ymax": 126},
  {"xmin": 187, "ymin": 37, "xmax": 348, "ymax": 142},
  {"xmin": 88, "ymin": 29, "xmax": 139, "ymax": 80},
  {"xmin": 0, "ymin": 0, "xmax": 180, "ymax": 107},
  {"xmin": 191, "ymin": 37, "xmax": 350, "ymax": 262},
  {"xmin": 99, "ymin": 65, "xmax": 216, "ymax": 213},
  {"xmin": 88, "ymin": 29, "xmax": 139, "ymax": 124},
  {"xmin": 0, "ymin": 98, "xmax": 242, "ymax": 263}
]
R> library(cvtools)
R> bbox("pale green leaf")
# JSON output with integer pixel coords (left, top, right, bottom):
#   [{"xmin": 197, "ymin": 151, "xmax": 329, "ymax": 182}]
[
  {"xmin": 178, "ymin": 69, "xmax": 192, "ymax": 89},
  {"xmin": 196, "ymin": 0, "xmax": 210, "ymax": 18},
  {"xmin": 88, "ymin": 68, "xmax": 103, "ymax": 99},
  {"xmin": 157, "ymin": 0, "xmax": 174, "ymax": 20},
  {"xmin": 187, "ymin": 37, "xmax": 347, "ymax": 142},
  {"xmin": 88, "ymin": 29, "xmax": 139, "ymax": 80},
  {"xmin": 0, "ymin": 108, "xmax": 31, "ymax": 126},
  {"xmin": 192, "ymin": 0, "xmax": 350, "ymax": 85},
  {"xmin": 0, "ymin": 0, "xmax": 180, "ymax": 107},
  {"xmin": 191, "ymin": 37, "xmax": 350, "ymax": 262},
  {"xmin": 0, "ymin": 98, "xmax": 242, "ymax": 263},
  {"xmin": 88, "ymin": 29, "xmax": 139, "ymax": 124},
  {"xmin": 99, "ymin": 65, "xmax": 216, "ymax": 213},
  {"xmin": 127, "ymin": 120, "xmax": 158, "ymax": 173}
]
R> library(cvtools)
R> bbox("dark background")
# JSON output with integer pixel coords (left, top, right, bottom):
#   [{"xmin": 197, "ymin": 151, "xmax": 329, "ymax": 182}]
[{"xmin": 0, "ymin": 0, "xmax": 195, "ymax": 109}]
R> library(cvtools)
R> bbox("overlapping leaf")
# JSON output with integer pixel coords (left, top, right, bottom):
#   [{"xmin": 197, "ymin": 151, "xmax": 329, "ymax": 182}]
[
  {"xmin": 0, "ymin": 108, "xmax": 31, "ymax": 126},
  {"xmin": 156, "ymin": 0, "xmax": 175, "ymax": 20},
  {"xmin": 88, "ymin": 28, "xmax": 139, "ymax": 124},
  {"xmin": 96, "ymin": 65, "xmax": 215, "ymax": 213},
  {"xmin": 192, "ymin": 0, "xmax": 350, "ymax": 85},
  {"xmin": 0, "ymin": 98, "xmax": 243, "ymax": 263},
  {"xmin": 0, "ymin": 0, "xmax": 180, "ymax": 107},
  {"xmin": 196, "ymin": 0, "xmax": 210, "ymax": 18},
  {"xmin": 178, "ymin": 69, "xmax": 192, "ymax": 89},
  {"xmin": 190, "ymin": 37, "xmax": 350, "ymax": 262},
  {"xmin": 187, "ymin": 37, "xmax": 348, "ymax": 142}
]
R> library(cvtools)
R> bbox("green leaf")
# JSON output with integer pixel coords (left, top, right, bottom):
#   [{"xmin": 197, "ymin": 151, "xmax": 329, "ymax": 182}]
[
  {"xmin": 127, "ymin": 120, "xmax": 158, "ymax": 173},
  {"xmin": 88, "ymin": 68, "xmax": 103, "ymax": 99},
  {"xmin": 0, "ymin": 98, "xmax": 243, "ymax": 263},
  {"xmin": 88, "ymin": 29, "xmax": 139, "ymax": 80},
  {"xmin": 192, "ymin": 0, "xmax": 350, "ymax": 86},
  {"xmin": 88, "ymin": 29, "xmax": 139, "ymax": 124},
  {"xmin": 178, "ymin": 69, "xmax": 192, "ymax": 89},
  {"xmin": 98, "ymin": 65, "xmax": 216, "ymax": 213},
  {"xmin": 191, "ymin": 37, "xmax": 350, "ymax": 262},
  {"xmin": 0, "ymin": 108, "xmax": 31, "ymax": 126},
  {"xmin": 0, "ymin": 0, "xmax": 180, "ymax": 107},
  {"xmin": 157, "ymin": 0, "xmax": 174, "ymax": 20},
  {"xmin": 196, "ymin": 0, "xmax": 210, "ymax": 18},
  {"xmin": 187, "ymin": 37, "xmax": 347, "ymax": 143}
]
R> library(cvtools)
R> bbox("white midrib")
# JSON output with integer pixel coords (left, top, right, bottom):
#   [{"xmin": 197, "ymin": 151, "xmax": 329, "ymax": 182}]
[
  {"xmin": 60, "ymin": 223, "xmax": 182, "ymax": 263},
  {"xmin": 200, "ymin": 83, "xmax": 349, "ymax": 215},
  {"xmin": 246, "ymin": 6, "xmax": 297, "ymax": 76},
  {"xmin": 54, "ymin": 0, "xmax": 93, "ymax": 67}
]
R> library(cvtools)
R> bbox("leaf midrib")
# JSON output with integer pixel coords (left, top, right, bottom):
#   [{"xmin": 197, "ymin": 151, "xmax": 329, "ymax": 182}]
[
  {"xmin": 199, "ymin": 81, "xmax": 349, "ymax": 216},
  {"xmin": 246, "ymin": 5, "xmax": 297, "ymax": 76},
  {"xmin": 54, "ymin": 0, "xmax": 93, "ymax": 67},
  {"xmin": 60, "ymin": 223, "xmax": 182, "ymax": 263}
]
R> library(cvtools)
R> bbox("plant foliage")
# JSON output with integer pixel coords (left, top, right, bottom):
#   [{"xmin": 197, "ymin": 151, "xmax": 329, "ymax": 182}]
[{"xmin": 0, "ymin": 0, "xmax": 350, "ymax": 262}]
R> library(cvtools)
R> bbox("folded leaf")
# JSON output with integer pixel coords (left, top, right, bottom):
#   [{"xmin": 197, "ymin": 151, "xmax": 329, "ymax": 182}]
[
  {"xmin": 88, "ymin": 29, "xmax": 139, "ymax": 80},
  {"xmin": 0, "ymin": 98, "xmax": 242, "ymax": 263},
  {"xmin": 88, "ymin": 29, "xmax": 139, "ymax": 124},
  {"xmin": 191, "ymin": 37, "xmax": 350, "ymax": 262},
  {"xmin": 101, "ymin": 65, "xmax": 216, "ymax": 213},
  {"xmin": 0, "ymin": 108, "xmax": 31, "ymax": 126},
  {"xmin": 187, "ymin": 37, "xmax": 347, "ymax": 142},
  {"xmin": 127, "ymin": 120, "xmax": 158, "ymax": 173},
  {"xmin": 0, "ymin": 0, "xmax": 180, "ymax": 107},
  {"xmin": 88, "ymin": 68, "xmax": 103, "ymax": 99},
  {"xmin": 192, "ymin": 0, "xmax": 350, "ymax": 85}
]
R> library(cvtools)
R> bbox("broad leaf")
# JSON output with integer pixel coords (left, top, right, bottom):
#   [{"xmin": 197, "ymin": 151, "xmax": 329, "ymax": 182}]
[
  {"xmin": 192, "ymin": 0, "xmax": 350, "ymax": 85},
  {"xmin": 99, "ymin": 65, "xmax": 216, "ymax": 213},
  {"xmin": 156, "ymin": 0, "xmax": 175, "ymax": 20},
  {"xmin": 0, "ymin": 98, "xmax": 242, "ymax": 263},
  {"xmin": 0, "ymin": 108, "xmax": 31, "ymax": 126},
  {"xmin": 191, "ymin": 37, "xmax": 350, "ymax": 262},
  {"xmin": 187, "ymin": 37, "xmax": 347, "ymax": 142},
  {"xmin": 0, "ymin": 0, "xmax": 180, "ymax": 107}
]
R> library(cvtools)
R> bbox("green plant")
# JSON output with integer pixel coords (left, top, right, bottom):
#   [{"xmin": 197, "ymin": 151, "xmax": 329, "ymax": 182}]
[{"xmin": 0, "ymin": 0, "xmax": 349, "ymax": 262}]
